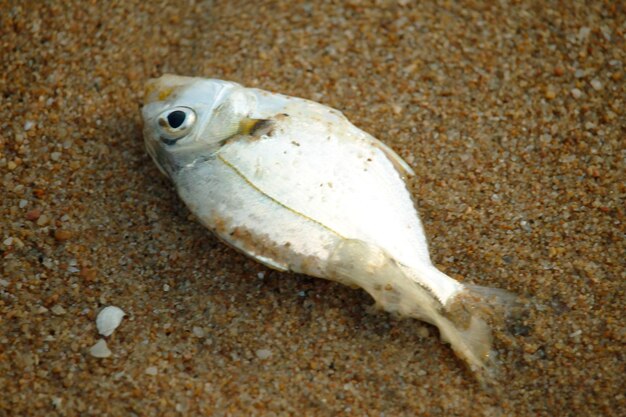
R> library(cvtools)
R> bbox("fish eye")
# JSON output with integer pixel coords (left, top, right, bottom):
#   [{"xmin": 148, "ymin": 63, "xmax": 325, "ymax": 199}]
[{"xmin": 157, "ymin": 106, "xmax": 196, "ymax": 143}]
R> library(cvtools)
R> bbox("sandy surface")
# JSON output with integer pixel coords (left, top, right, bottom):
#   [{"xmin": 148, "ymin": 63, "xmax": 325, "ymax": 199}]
[{"xmin": 1, "ymin": 1, "xmax": 624, "ymax": 416}]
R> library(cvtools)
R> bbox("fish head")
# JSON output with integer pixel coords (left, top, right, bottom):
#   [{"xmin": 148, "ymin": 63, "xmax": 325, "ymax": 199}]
[{"xmin": 142, "ymin": 74, "xmax": 255, "ymax": 178}]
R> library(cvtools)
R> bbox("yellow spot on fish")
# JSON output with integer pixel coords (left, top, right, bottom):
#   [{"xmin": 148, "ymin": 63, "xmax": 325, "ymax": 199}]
[
  {"xmin": 238, "ymin": 118, "xmax": 258, "ymax": 135},
  {"xmin": 143, "ymin": 84, "xmax": 159, "ymax": 104},
  {"xmin": 158, "ymin": 87, "xmax": 174, "ymax": 101}
]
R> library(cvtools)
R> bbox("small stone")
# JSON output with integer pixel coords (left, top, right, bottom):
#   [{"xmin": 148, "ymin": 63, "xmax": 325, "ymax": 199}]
[
  {"xmin": 544, "ymin": 87, "xmax": 556, "ymax": 100},
  {"xmin": 3, "ymin": 237, "xmax": 13, "ymax": 246},
  {"xmin": 590, "ymin": 79, "xmax": 602, "ymax": 91},
  {"xmin": 96, "ymin": 306, "xmax": 125, "ymax": 336},
  {"xmin": 36, "ymin": 214, "xmax": 49, "ymax": 226},
  {"xmin": 417, "ymin": 326, "xmax": 429, "ymax": 338},
  {"xmin": 18, "ymin": 199, "xmax": 28, "ymax": 208},
  {"xmin": 54, "ymin": 229, "xmax": 73, "ymax": 241},
  {"xmin": 89, "ymin": 339, "xmax": 112, "ymax": 358},
  {"xmin": 50, "ymin": 152, "xmax": 62, "ymax": 161},
  {"xmin": 24, "ymin": 121, "xmax": 35, "ymax": 131},
  {"xmin": 570, "ymin": 330, "xmax": 582, "ymax": 338},
  {"xmin": 541, "ymin": 260, "xmax": 554, "ymax": 270},
  {"xmin": 255, "ymin": 348, "xmax": 272, "ymax": 359},
  {"xmin": 79, "ymin": 268, "xmax": 97, "ymax": 283},
  {"xmin": 0, "ymin": 279, "xmax": 9, "ymax": 287},
  {"xmin": 51, "ymin": 305, "xmax": 66, "ymax": 315},
  {"xmin": 600, "ymin": 25, "xmax": 612, "ymax": 41},
  {"xmin": 571, "ymin": 88, "xmax": 583, "ymax": 99},
  {"xmin": 145, "ymin": 366, "xmax": 158, "ymax": 376},
  {"xmin": 257, "ymin": 271, "xmax": 265, "ymax": 279},
  {"xmin": 26, "ymin": 208, "xmax": 41, "ymax": 221},
  {"xmin": 163, "ymin": 283, "xmax": 170, "ymax": 292},
  {"xmin": 192, "ymin": 326, "xmax": 205, "ymax": 338},
  {"xmin": 577, "ymin": 27, "xmax": 591, "ymax": 42},
  {"xmin": 51, "ymin": 397, "xmax": 62, "ymax": 408},
  {"xmin": 553, "ymin": 66, "xmax": 565, "ymax": 76},
  {"xmin": 7, "ymin": 161, "xmax": 17, "ymax": 170}
]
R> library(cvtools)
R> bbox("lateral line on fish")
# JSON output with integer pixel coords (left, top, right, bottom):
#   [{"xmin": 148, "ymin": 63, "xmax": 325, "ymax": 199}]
[{"xmin": 217, "ymin": 154, "xmax": 347, "ymax": 239}]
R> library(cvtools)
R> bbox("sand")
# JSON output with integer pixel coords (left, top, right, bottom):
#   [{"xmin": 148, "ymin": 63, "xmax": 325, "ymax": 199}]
[{"xmin": 1, "ymin": 1, "xmax": 624, "ymax": 416}]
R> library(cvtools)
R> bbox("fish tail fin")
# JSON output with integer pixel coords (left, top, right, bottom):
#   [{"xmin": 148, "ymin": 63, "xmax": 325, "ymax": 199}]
[
  {"xmin": 440, "ymin": 283, "xmax": 521, "ymax": 385},
  {"xmin": 327, "ymin": 239, "xmax": 519, "ymax": 386},
  {"xmin": 435, "ymin": 313, "xmax": 493, "ymax": 377}
]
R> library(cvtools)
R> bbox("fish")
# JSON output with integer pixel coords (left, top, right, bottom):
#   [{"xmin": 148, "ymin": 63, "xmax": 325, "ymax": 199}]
[{"xmin": 141, "ymin": 74, "xmax": 517, "ymax": 383}]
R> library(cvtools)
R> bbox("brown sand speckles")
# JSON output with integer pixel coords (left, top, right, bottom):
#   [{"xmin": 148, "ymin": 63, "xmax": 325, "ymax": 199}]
[{"xmin": 1, "ymin": 1, "xmax": 624, "ymax": 416}]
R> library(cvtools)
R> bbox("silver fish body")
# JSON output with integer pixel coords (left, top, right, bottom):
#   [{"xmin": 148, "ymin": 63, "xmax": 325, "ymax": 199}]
[{"xmin": 142, "ymin": 75, "xmax": 515, "ymax": 380}]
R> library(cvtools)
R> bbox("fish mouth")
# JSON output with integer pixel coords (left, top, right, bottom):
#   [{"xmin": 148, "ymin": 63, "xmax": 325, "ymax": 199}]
[
  {"xmin": 144, "ymin": 133, "xmax": 178, "ymax": 180},
  {"xmin": 143, "ymin": 74, "xmax": 199, "ymax": 105}
]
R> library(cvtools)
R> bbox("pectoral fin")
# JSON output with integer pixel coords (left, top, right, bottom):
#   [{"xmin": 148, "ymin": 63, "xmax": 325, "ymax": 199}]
[{"xmin": 365, "ymin": 135, "xmax": 415, "ymax": 177}]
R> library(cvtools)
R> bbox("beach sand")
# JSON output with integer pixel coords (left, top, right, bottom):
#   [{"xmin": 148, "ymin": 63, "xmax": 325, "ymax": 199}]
[{"xmin": 1, "ymin": 1, "xmax": 624, "ymax": 415}]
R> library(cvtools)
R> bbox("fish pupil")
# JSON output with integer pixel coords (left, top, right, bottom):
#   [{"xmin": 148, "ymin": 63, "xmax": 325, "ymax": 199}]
[{"xmin": 167, "ymin": 110, "xmax": 186, "ymax": 129}]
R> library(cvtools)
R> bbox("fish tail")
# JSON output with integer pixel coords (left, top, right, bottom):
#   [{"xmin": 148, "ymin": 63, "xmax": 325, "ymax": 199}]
[
  {"xmin": 439, "ymin": 283, "xmax": 520, "ymax": 386},
  {"xmin": 327, "ymin": 239, "xmax": 519, "ymax": 386}
]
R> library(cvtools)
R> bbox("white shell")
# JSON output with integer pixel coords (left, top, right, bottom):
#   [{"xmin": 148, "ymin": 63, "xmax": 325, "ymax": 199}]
[
  {"xmin": 96, "ymin": 306, "xmax": 125, "ymax": 336},
  {"xmin": 89, "ymin": 339, "xmax": 112, "ymax": 358}
]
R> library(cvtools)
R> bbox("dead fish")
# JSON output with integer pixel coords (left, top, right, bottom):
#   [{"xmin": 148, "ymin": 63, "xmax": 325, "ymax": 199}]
[{"xmin": 141, "ymin": 74, "xmax": 516, "ymax": 382}]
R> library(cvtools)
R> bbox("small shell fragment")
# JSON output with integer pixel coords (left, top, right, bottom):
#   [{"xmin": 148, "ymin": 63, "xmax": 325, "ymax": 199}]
[
  {"xmin": 89, "ymin": 339, "xmax": 112, "ymax": 358},
  {"xmin": 255, "ymin": 349, "xmax": 272, "ymax": 359},
  {"xmin": 96, "ymin": 306, "xmax": 125, "ymax": 336},
  {"xmin": 192, "ymin": 326, "xmax": 205, "ymax": 338},
  {"xmin": 51, "ymin": 304, "xmax": 66, "ymax": 316}
]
